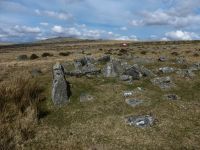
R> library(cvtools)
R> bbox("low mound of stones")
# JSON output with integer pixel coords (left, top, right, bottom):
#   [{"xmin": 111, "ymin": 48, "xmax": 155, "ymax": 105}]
[{"xmin": 51, "ymin": 55, "xmax": 200, "ymax": 128}]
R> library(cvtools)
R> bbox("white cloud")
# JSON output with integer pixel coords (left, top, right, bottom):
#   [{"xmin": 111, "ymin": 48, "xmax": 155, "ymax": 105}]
[
  {"xmin": 52, "ymin": 25, "xmax": 64, "ymax": 33},
  {"xmin": 35, "ymin": 9, "xmax": 73, "ymax": 20},
  {"xmin": 130, "ymin": 0, "xmax": 200, "ymax": 28},
  {"xmin": 14, "ymin": 25, "xmax": 41, "ymax": 33},
  {"xmin": 164, "ymin": 30, "xmax": 199, "ymax": 40},
  {"xmin": 51, "ymin": 25, "xmax": 81, "ymax": 37}
]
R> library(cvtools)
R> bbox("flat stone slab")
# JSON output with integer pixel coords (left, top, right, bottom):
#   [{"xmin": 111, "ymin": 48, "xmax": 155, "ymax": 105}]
[
  {"xmin": 125, "ymin": 115, "xmax": 154, "ymax": 128},
  {"xmin": 125, "ymin": 99, "xmax": 144, "ymax": 107}
]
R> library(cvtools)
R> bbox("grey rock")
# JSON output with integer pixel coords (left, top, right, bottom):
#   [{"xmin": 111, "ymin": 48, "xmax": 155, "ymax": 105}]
[
  {"xmin": 125, "ymin": 99, "xmax": 143, "ymax": 107},
  {"xmin": 123, "ymin": 87, "xmax": 144, "ymax": 97},
  {"xmin": 176, "ymin": 69, "xmax": 195, "ymax": 78},
  {"xmin": 52, "ymin": 63, "xmax": 70, "ymax": 106},
  {"xmin": 190, "ymin": 62, "xmax": 200, "ymax": 71},
  {"xmin": 16, "ymin": 55, "xmax": 28, "ymax": 61},
  {"xmin": 176, "ymin": 57, "xmax": 187, "ymax": 64},
  {"xmin": 75, "ymin": 56, "xmax": 95, "ymax": 66},
  {"xmin": 159, "ymin": 67, "xmax": 175, "ymax": 74},
  {"xmin": 120, "ymin": 75, "xmax": 132, "ymax": 81},
  {"xmin": 80, "ymin": 93, "xmax": 94, "ymax": 102},
  {"xmin": 164, "ymin": 94, "xmax": 180, "ymax": 101},
  {"xmin": 103, "ymin": 59, "xmax": 123, "ymax": 77},
  {"xmin": 139, "ymin": 66, "xmax": 156, "ymax": 77},
  {"xmin": 125, "ymin": 115, "xmax": 154, "ymax": 128},
  {"xmin": 123, "ymin": 91, "xmax": 134, "ymax": 97},
  {"xmin": 151, "ymin": 76, "xmax": 175, "ymax": 89},
  {"xmin": 82, "ymin": 63, "xmax": 101, "ymax": 75},
  {"xmin": 158, "ymin": 56, "xmax": 167, "ymax": 62},
  {"xmin": 123, "ymin": 65, "xmax": 143, "ymax": 80}
]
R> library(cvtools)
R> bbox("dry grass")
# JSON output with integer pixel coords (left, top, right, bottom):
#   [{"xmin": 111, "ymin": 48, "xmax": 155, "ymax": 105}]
[{"xmin": 0, "ymin": 72, "xmax": 44, "ymax": 149}]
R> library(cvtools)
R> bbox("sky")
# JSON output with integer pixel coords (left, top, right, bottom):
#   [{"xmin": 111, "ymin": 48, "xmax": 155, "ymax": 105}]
[{"xmin": 0, "ymin": 0, "xmax": 200, "ymax": 42}]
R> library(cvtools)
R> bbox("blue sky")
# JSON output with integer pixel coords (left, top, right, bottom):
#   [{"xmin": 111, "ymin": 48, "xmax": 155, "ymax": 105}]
[{"xmin": 0, "ymin": 0, "xmax": 200, "ymax": 42}]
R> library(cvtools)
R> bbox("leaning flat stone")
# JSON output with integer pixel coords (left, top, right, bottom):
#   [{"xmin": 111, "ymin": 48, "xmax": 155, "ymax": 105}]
[
  {"xmin": 125, "ymin": 99, "xmax": 143, "ymax": 107},
  {"xmin": 125, "ymin": 115, "xmax": 154, "ymax": 128},
  {"xmin": 52, "ymin": 63, "xmax": 70, "ymax": 106}
]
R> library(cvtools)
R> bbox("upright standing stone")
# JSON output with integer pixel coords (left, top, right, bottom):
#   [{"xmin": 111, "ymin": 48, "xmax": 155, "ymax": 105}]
[{"xmin": 52, "ymin": 63, "xmax": 70, "ymax": 106}]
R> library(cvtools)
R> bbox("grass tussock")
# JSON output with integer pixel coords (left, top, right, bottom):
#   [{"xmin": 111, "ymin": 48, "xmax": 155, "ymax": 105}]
[{"xmin": 0, "ymin": 73, "xmax": 44, "ymax": 149}]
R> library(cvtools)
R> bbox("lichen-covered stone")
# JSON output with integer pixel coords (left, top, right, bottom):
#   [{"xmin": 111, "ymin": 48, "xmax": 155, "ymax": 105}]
[{"xmin": 52, "ymin": 63, "xmax": 70, "ymax": 106}]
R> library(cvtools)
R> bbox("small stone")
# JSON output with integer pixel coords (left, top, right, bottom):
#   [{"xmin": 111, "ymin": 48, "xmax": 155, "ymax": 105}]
[
  {"xmin": 80, "ymin": 93, "xmax": 94, "ymax": 102},
  {"xmin": 190, "ymin": 62, "xmax": 200, "ymax": 71},
  {"xmin": 164, "ymin": 94, "xmax": 180, "ymax": 101},
  {"xmin": 151, "ymin": 76, "xmax": 175, "ymax": 89},
  {"xmin": 159, "ymin": 67, "xmax": 175, "ymax": 74},
  {"xmin": 125, "ymin": 99, "xmax": 143, "ymax": 107},
  {"xmin": 176, "ymin": 69, "xmax": 195, "ymax": 78},
  {"xmin": 120, "ymin": 75, "xmax": 132, "ymax": 81},
  {"xmin": 158, "ymin": 56, "xmax": 167, "ymax": 62},
  {"xmin": 123, "ymin": 91, "xmax": 133, "ymax": 97},
  {"xmin": 125, "ymin": 115, "xmax": 154, "ymax": 128},
  {"xmin": 124, "ymin": 66, "xmax": 143, "ymax": 80}
]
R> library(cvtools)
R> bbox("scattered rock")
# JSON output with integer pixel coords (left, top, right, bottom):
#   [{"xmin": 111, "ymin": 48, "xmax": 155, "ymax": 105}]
[
  {"xmin": 16, "ymin": 55, "xmax": 28, "ymax": 61},
  {"xmin": 176, "ymin": 57, "xmax": 187, "ymax": 64},
  {"xmin": 30, "ymin": 54, "xmax": 39, "ymax": 60},
  {"xmin": 123, "ymin": 91, "xmax": 134, "ymax": 97},
  {"xmin": 123, "ymin": 66, "xmax": 143, "ymax": 80},
  {"xmin": 75, "ymin": 56, "xmax": 96, "ymax": 66},
  {"xmin": 190, "ymin": 62, "xmax": 200, "ymax": 71},
  {"xmin": 120, "ymin": 75, "xmax": 132, "ymax": 81},
  {"xmin": 151, "ymin": 76, "xmax": 175, "ymax": 89},
  {"xmin": 158, "ymin": 56, "xmax": 167, "ymax": 62},
  {"xmin": 159, "ymin": 67, "xmax": 175, "ymax": 74},
  {"xmin": 176, "ymin": 69, "xmax": 195, "ymax": 78},
  {"xmin": 80, "ymin": 93, "xmax": 94, "ymax": 102},
  {"xmin": 125, "ymin": 115, "xmax": 154, "ymax": 128},
  {"xmin": 82, "ymin": 63, "xmax": 101, "ymax": 75},
  {"xmin": 52, "ymin": 63, "xmax": 70, "ymax": 106},
  {"xmin": 139, "ymin": 66, "xmax": 156, "ymax": 77},
  {"xmin": 164, "ymin": 94, "xmax": 180, "ymax": 101},
  {"xmin": 125, "ymin": 99, "xmax": 143, "ymax": 107}
]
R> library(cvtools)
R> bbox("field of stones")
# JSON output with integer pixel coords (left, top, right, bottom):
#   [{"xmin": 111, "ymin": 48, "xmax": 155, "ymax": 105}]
[{"xmin": 0, "ymin": 39, "xmax": 200, "ymax": 149}]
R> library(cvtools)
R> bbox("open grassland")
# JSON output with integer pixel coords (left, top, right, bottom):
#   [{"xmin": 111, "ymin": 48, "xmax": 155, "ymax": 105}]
[{"xmin": 0, "ymin": 39, "xmax": 200, "ymax": 149}]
